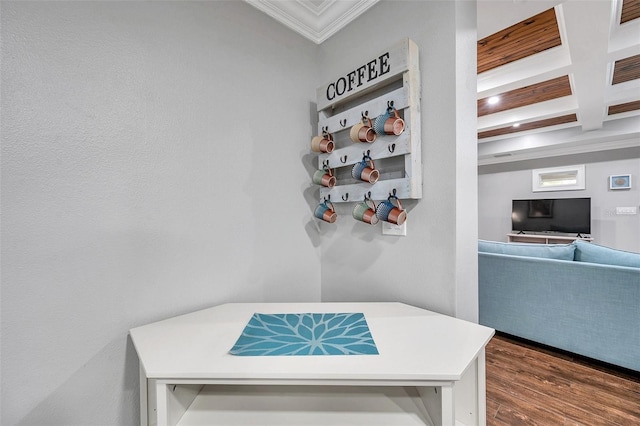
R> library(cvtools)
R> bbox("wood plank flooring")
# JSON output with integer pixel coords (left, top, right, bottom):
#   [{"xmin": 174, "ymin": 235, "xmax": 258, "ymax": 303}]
[{"xmin": 486, "ymin": 333, "xmax": 640, "ymax": 425}]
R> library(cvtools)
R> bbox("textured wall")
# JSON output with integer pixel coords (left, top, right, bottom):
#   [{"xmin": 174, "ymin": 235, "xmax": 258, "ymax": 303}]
[
  {"xmin": 1, "ymin": 2, "xmax": 319, "ymax": 424},
  {"xmin": 317, "ymin": 1, "xmax": 479, "ymax": 321},
  {"xmin": 1, "ymin": 1, "xmax": 483, "ymax": 424}
]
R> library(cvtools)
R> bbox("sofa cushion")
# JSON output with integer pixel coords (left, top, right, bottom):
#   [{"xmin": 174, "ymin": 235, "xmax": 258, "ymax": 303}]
[
  {"xmin": 574, "ymin": 240, "xmax": 640, "ymax": 268},
  {"xmin": 478, "ymin": 239, "xmax": 575, "ymax": 260}
]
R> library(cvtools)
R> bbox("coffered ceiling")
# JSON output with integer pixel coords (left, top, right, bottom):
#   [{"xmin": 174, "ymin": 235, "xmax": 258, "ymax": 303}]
[
  {"xmin": 476, "ymin": 0, "xmax": 640, "ymax": 165},
  {"xmin": 246, "ymin": 0, "xmax": 640, "ymax": 164}
]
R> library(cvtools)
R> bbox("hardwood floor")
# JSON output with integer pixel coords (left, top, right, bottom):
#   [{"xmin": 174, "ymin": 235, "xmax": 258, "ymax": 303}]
[{"xmin": 485, "ymin": 333, "xmax": 640, "ymax": 425}]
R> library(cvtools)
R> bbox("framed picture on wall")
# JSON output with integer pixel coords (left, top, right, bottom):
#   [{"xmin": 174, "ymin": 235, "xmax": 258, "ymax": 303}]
[{"xmin": 609, "ymin": 174, "xmax": 632, "ymax": 190}]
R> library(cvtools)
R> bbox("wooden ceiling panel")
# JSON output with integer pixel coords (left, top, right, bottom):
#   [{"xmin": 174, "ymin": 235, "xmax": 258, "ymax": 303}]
[
  {"xmin": 474, "ymin": 1, "xmax": 640, "ymax": 152},
  {"xmin": 608, "ymin": 100, "xmax": 640, "ymax": 115},
  {"xmin": 478, "ymin": 114, "xmax": 578, "ymax": 139},
  {"xmin": 477, "ymin": 8, "xmax": 561, "ymax": 74},
  {"xmin": 612, "ymin": 54, "xmax": 640, "ymax": 85},
  {"xmin": 621, "ymin": 0, "xmax": 640, "ymax": 24},
  {"xmin": 478, "ymin": 75, "xmax": 572, "ymax": 117}
]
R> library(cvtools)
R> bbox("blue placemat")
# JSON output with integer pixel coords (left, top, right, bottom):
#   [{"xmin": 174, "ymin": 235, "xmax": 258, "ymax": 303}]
[{"xmin": 229, "ymin": 312, "xmax": 379, "ymax": 356}]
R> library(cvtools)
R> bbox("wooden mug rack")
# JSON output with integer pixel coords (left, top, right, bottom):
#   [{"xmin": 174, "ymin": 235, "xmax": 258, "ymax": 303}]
[{"xmin": 313, "ymin": 38, "xmax": 422, "ymax": 204}]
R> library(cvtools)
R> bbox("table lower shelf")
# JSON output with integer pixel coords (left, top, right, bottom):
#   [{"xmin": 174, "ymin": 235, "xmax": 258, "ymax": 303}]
[{"xmin": 173, "ymin": 385, "xmax": 450, "ymax": 426}]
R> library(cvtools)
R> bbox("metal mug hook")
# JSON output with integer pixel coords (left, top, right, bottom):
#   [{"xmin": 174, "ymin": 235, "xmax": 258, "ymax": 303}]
[
  {"xmin": 340, "ymin": 155, "xmax": 348, "ymax": 164},
  {"xmin": 388, "ymin": 143, "xmax": 396, "ymax": 153},
  {"xmin": 342, "ymin": 193, "xmax": 349, "ymax": 201},
  {"xmin": 340, "ymin": 119, "xmax": 347, "ymax": 127}
]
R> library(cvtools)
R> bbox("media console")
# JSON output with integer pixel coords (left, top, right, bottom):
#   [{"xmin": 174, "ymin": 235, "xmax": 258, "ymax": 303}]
[{"xmin": 507, "ymin": 233, "xmax": 593, "ymax": 244}]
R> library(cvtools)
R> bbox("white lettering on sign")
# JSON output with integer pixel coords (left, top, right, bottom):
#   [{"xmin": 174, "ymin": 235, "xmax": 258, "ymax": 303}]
[{"xmin": 326, "ymin": 52, "xmax": 390, "ymax": 101}]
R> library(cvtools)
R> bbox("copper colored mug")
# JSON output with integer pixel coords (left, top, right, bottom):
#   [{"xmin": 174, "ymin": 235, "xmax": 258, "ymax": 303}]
[
  {"xmin": 374, "ymin": 107, "xmax": 405, "ymax": 136},
  {"xmin": 311, "ymin": 132, "xmax": 335, "ymax": 153},
  {"xmin": 314, "ymin": 200, "xmax": 337, "ymax": 223},
  {"xmin": 349, "ymin": 116, "xmax": 376, "ymax": 143},
  {"xmin": 353, "ymin": 198, "xmax": 379, "ymax": 225},
  {"xmin": 312, "ymin": 166, "xmax": 336, "ymax": 188},
  {"xmin": 376, "ymin": 195, "xmax": 406, "ymax": 225},
  {"xmin": 351, "ymin": 156, "xmax": 379, "ymax": 184}
]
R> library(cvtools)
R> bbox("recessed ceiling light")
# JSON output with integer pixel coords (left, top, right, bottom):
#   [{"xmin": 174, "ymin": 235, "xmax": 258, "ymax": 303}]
[
  {"xmin": 487, "ymin": 96, "xmax": 500, "ymax": 105},
  {"xmin": 513, "ymin": 123, "xmax": 520, "ymax": 128}
]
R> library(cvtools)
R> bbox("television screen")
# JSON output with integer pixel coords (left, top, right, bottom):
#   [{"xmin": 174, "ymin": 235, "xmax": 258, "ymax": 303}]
[{"xmin": 512, "ymin": 198, "xmax": 591, "ymax": 235}]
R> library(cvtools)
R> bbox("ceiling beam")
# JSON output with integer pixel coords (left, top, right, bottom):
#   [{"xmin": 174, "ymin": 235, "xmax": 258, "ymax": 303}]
[
  {"xmin": 478, "ymin": 116, "xmax": 640, "ymax": 163},
  {"xmin": 560, "ymin": 1, "xmax": 612, "ymax": 131}
]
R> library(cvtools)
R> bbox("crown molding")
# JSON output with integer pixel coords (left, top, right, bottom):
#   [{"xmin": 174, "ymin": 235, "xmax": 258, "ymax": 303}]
[
  {"xmin": 298, "ymin": 0, "xmax": 334, "ymax": 17},
  {"xmin": 245, "ymin": 0, "xmax": 379, "ymax": 44}
]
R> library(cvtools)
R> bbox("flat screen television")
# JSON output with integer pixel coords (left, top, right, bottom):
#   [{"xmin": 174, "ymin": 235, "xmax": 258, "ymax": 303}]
[{"xmin": 512, "ymin": 197, "xmax": 591, "ymax": 235}]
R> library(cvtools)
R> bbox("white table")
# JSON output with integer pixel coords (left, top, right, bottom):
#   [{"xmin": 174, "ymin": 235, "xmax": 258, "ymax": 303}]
[{"xmin": 129, "ymin": 302, "xmax": 494, "ymax": 426}]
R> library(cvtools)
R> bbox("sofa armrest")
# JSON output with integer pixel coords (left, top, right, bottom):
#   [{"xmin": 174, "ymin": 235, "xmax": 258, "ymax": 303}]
[{"xmin": 479, "ymin": 252, "xmax": 640, "ymax": 371}]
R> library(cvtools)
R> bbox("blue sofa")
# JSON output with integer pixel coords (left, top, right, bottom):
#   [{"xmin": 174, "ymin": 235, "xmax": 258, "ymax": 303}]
[{"xmin": 479, "ymin": 239, "xmax": 640, "ymax": 371}]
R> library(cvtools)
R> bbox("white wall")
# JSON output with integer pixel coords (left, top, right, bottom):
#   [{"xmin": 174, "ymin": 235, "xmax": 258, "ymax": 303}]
[
  {"xmin": 2, "ymin": 1, "xmax": 481, "ymax": 424},
  {"xmin": 479, "ymin": 150, "xmax": 640, "ymax": 252},
  {"xmin": 1, "ymin": 2, "xmax": 320, "ymax": 424},
  {"xmin": 316, "ymin": 1, "xmax": 479, "ymax": 321}
]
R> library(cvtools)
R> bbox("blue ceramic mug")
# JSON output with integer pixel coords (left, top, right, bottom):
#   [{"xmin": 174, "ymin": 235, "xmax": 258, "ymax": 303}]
[
  {"xmin": 314, "ymin": 200, "xmax": 337, "ymax": 223},
  {"xmin": 376, "ymin": 195, "xmax": 406, "ymax": 225},
  {"xmin": 351, "ymin": 156, "xmax": 379, "ymax": 184},
  {"xmin": 374, "ymin": 107, "xmax": 405, "ymax": 136}
]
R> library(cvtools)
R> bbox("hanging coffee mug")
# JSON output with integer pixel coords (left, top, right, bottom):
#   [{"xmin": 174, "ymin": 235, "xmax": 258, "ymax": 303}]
[
  {"xmin": 314, "ymin": 199, "xmax": 337, "ymax": 223},
  {"xmin": 351, "ymin": 155, "xmax": 379, "ymax": 184},
  {"xmin": 349, "ymin": 116, "xmax": 376, "ymax": 143},
  {"xmin": 353, "ymin": 198, "xmax": 379, "ymax": 225},
  {"xmin": 312, "ymin": 166, "xmax": 336, "ymax": 188},
  {"xmin": 376, "ymin": 194, "xmax": 406, "ymax": 225},
  {"xmin": 311, "ymin": 131, "xmax": 335, "ymax": 153},
  {"xmin": 373, "ymin": 107, "xmax": 405, "ymax": 136}
]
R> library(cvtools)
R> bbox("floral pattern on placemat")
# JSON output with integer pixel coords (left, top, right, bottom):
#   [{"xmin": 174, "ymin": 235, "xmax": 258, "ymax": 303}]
[{"xmin": 229, "ymin": 312, "xmax": 379, "ymax": 356}]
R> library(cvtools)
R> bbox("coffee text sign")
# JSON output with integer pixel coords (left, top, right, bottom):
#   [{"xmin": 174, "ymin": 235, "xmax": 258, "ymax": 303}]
[{"xmin": 316, "ymin": 39, "xmax": 411, "ymax": 111}]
